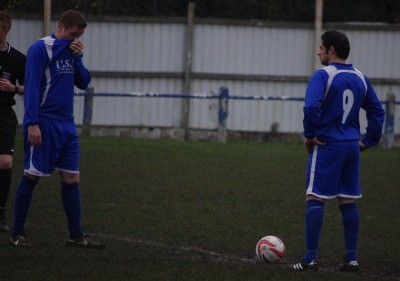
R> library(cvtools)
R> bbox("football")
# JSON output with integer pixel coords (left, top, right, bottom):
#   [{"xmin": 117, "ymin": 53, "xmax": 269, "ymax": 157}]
[{"xmin": 255, "ymin": 235, "xmax": 286, "ymax": 263}]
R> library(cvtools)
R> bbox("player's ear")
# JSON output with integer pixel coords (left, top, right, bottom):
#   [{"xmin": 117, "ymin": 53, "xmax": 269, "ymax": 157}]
[{"xmin": 57, "ymin": 22, "xmax": 65, "ymax": 31}]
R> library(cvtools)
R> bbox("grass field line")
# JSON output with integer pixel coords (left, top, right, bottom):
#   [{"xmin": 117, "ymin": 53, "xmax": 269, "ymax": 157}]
[
  {"xmin": 89, "ymin": 232, "xmax": 400, "ymax": 280},
  {"xmin": 91, "ymin": 232, "xmax": 257, "ymax": 265}
]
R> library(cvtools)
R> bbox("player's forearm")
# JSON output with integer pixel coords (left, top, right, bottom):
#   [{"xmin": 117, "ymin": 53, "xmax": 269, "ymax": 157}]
[
  {"xmin": 362, "ymin": 92, "xmax": 385, "ymax": 147},
  {"xmin": 15, "ymin": 84, "xmax": 24, "ymax": 95},
  {"xmin": 73, "ymin": 57, "xmax": 91, "ymax": 89},
  {"xmin": 23, "ymin": 88, "xmax": 40, "ymax": 125},
  {"xmin": 303, "ymin": 106, "xmax": 320, "ymax": 138},
  {"xmin": 8, "ymin": 83, "xmax": 23, "ymax": 95}
]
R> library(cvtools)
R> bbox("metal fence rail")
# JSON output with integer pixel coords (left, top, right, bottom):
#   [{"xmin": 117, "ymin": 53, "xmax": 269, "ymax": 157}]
[{"xmin": 76, "ymin": 87, "xmax": 398, "ymax": 148}]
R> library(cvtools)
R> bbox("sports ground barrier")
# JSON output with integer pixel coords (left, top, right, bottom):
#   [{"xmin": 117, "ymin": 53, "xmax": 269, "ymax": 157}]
[{"xmin": 76, "ymin": 87, "xmax": 398, "ymax": 148}]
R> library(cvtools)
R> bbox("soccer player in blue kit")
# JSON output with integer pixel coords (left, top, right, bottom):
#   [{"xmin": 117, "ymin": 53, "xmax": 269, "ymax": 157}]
[
  {"xmin": 292, "ymin": 30, "xmax": 384, "ymax": 271},
  {"xmin": 10, "ymin": 10, "xmax": 104, "ymax": 249}
]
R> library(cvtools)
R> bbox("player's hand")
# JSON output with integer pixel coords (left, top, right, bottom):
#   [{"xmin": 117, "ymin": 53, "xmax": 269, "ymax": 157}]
[
  {"xmin": 28, "ymin": 125, "xmax": 42, "ymax": 146},
  {"xmin": 0, "ymin": 78, "xmax": 14, "ymax": 92},
  {"xmin": 359, "ymin": 141, "xmax": 367, "ymax": 152},
  {"xmin": 69, "ymin": 39, "xmax": 84, "ymax": 56},
  {"xmin": 305, "ymin": 137, "xmax": 325, "ymax": 153}
]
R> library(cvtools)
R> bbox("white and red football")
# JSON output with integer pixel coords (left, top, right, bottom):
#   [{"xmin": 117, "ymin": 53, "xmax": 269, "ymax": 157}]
[{"xmin": 255, "ymin": 235, "xmax": 286, "ymax": 263}]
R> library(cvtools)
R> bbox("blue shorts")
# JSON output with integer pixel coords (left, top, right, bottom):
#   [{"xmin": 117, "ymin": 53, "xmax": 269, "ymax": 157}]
[
  {"xmin": 305, "ymin": 141, "xmax": 361, "ymax": 199},
  {"xmin": 24, "ymin": 119, "xmax": 80, "ymax": 176}
]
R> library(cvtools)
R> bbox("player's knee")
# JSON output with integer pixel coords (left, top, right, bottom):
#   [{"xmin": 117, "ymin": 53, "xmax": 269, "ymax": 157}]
[
  {"xmin": 0, "ymin": 157, "xmax": 12, "ymax": 169},
  {"xmin": 24, "ymin": 172, "xmax": 40, "ymax": 182},
  {"xmin": 338, "ymin": 197, "xmax": 355, "ymax": 205},
  {"xmin": 60, "ymin": 172, "xmax": 80, "ymax": 184},
  {"xmin": 306, "ymin": 194, "xmax": 324, "ymax": 202}
]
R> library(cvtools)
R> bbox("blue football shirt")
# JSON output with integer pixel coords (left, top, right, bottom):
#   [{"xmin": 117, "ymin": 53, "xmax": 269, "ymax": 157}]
[
  {"xmin": 23, "ymin": 34, "xmax": 91, "ymax": 126},
  {"xmin": 303, "ymin": 63, "xmax": 384, "ymax": 147}
]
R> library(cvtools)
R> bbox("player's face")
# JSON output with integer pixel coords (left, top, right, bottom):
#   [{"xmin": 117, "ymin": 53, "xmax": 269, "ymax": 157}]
[
  {"xmin": 57, "ymin": 23, "xmax": 85, "ymax": 40},
  {"xmin": 317, "ymin": 41, "xmax": 329, "ymax": 66},
  {"xmin": 0, "ymin": 21, "xmax": 10, "ymax": 43}
]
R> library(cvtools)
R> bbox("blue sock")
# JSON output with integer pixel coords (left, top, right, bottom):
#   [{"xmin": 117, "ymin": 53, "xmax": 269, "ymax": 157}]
[
  {"xmin": 61, "ymin": 182, "xmax": 84, "ymax": 239},
  {"xmin": 340, "ymin": 203, "xmax": 359, "ymax": 262},
  {"xmin": 12, "ymin": 175, "xmax": 38, "ymax": 237},
  {"xmin": 303, "ymin": 200, "xmax": 324, "ymax": 263}
]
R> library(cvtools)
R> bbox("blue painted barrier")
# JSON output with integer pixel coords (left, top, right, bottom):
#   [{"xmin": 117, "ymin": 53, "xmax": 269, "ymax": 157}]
[{"xmin": 77, "ymin": 87, "xmax": 397, "ymax": 146}]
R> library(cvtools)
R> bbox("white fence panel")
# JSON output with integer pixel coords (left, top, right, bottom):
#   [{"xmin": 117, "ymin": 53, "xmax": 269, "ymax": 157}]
[{"xmin": 9, "ymin": 16, "xmax": 400, "ymax": 137}]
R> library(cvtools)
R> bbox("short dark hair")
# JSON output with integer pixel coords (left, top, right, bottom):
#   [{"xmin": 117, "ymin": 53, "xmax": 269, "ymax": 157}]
[
  {"xmin": 321, "ymin": 30, "xmax": 350, "ymax": 60},
  {"xmin": 0, "ymin": 11, "xmax": 11, "ymax": 29},
  {"xmin": 60, "ymin": 10, "xmax": 87, "ymax": 29}
]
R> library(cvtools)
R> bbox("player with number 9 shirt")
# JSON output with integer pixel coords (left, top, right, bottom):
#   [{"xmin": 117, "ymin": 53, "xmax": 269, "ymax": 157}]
[{"xmin": 292, "ymin": 30, "xmax": 385, "ymax": 272}]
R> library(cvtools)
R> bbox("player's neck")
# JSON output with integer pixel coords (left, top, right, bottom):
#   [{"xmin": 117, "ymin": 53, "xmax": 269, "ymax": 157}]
[
  {"xmin": 327, "ymin": 52, "xmax": 346, "ymax": 64},
  {"xmin": 329, "ymin": 58, "xmax": 346, "ymax": 64},
  {"xmin": 0, "ymin": 41, "xmax": 8, "ymax": 52}
]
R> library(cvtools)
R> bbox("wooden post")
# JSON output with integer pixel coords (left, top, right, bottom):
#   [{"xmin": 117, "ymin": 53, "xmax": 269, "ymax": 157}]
[
  {"xmin": 82, "ymin": 87, "xmax": 94, "ymax": 136},
  {"xmin": 314, "ymin": 0, "xmax": 323, "ymax": 70},
  {"xmin": 182, "ymin": 2, "xmax": 195, "ymax": 140},
  {"xmin": 43, "ymin": 0, "xmax": 51, "ymax": 36}
]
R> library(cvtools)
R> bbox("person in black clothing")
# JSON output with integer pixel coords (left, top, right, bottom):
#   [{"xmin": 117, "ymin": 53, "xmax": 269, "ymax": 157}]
[{"xmin": 0, "ymin": 11, "xmax": 26, "ymax": 232}]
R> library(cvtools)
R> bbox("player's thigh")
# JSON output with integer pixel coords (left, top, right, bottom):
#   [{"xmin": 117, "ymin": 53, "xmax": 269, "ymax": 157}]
[
  {"xmin": 306, "ymin": 144, "xmax": 344, "ymax": 197},
  {"xmin": 339, "ymin": 141, "xmax": 360, "ymax": 196},
  {"xmin": 24, "ymin": 119, "xmax": 62, "ymax": 176},
  {"xmin": 0, "ymin": 117, "xmax": 17, "ymax": 156},
  {"xmin": 55, "ymin": 125, "xmax": 80, "ymax": 174}
]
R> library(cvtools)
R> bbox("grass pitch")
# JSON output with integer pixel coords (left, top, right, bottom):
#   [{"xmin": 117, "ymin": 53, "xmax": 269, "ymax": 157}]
[{"xmin": 1, "ymin": 136, "xmax": 399, "ymax": 281}]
